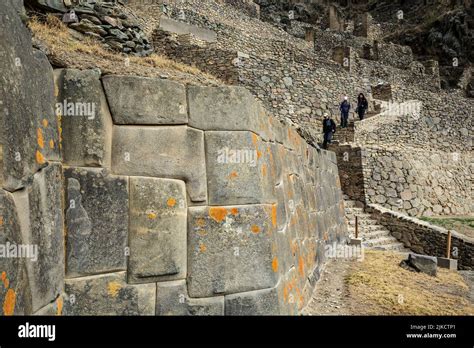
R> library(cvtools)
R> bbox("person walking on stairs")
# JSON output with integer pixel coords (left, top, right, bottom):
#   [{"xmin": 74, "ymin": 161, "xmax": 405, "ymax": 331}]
[
  {"xmin": 339, "ymin": 96, "xmax": 351, "ymax": 128},
  {"xmin": 356, "ymin": 93, "xmax": 368, "ymax": 121},
  {"xmin": 322, "ymin": 113, "xmax": 336, "ymax": 150}
]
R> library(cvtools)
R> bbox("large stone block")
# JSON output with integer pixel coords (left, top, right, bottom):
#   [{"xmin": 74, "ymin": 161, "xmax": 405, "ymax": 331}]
[
  {"xmin": 64, "ymin": 272, "xmax": 155, "ymax": 315},
  {"xmin": 0, "ymin": 190, "xmax": 32, "ymax": 315},
  {"xmin": 0, "ymin": 4, "xmax": 60, "ymax": 191},
  {"xmin": 205, "ymin": 131, "xmax": 274, "ymax": 205},
  {"xmin": 13, "ymin": 163, "xmax": 64, "ymax": 312},
  {"xmin": 128, "ymin": 177, "xmax": 187, "ymax": 284},
  {"xmin": 225, "ymin": 286, "xmax": 285, "ymax": 316},
  {"xmin": 55, "ymin": 69, "xmax": 113, "ymax": 167},
  {"xmin": 188, "ymin": 205, "xmax": 279, "ymax": 298},
  {"xmin": 156, "ymin": 280, "xmax": 224, "ymax": 316},
  {"xmin": 112, "ymin": 126, "xmax": 207, "ymax": 202},
  {"xmin": 102, "ymin": 75, "xmax": 187, "ymax": 125},
  {"xmin": 188, "ymin": 86, "xmax": 259, "ymax": 131},
  {"xmin": 64, "ymin": 167, "xmax": 128, "ymax": 277}
]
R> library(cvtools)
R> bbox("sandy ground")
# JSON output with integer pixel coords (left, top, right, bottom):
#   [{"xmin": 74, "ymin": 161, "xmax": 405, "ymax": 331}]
[{"xmin": 303, "ymin": 250, "xmax": 474, "ymax": 316}]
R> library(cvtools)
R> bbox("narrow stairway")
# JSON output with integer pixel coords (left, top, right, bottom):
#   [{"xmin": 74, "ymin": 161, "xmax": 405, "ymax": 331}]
[{"xmin": 344, "ymin": 200, "xmax": 409, "ymax": 252}]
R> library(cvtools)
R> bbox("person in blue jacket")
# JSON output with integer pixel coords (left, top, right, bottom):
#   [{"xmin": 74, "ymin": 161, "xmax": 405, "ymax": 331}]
[{"xmin": 339, "ymin": 96, "xmax": 351, "ymax": 128}]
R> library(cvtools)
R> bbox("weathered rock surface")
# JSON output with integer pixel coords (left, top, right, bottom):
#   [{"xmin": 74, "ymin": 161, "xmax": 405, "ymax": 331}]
[
  {"xmin": 13, "ymin": 163, "xmax": 64, "ymax": 312},
  {"xmin": 112, "ymin": 125, "xmax": 207, "ymax": 202},
  {"xmin": 128, "ymin": 177, "xmax": 187, "ymax": 284},
  {"xmin": 55, "ymin": 69, "xmax": 113, "ymax": 167},
  {"xmin": 0, "ymin": 189, "xmax": 32, "ymax": 316},
  {"xmin": 64, "ymin": 167, "xmax": 128, "ymax": 277},
  {"xmin": 102, "ymin": 75, "xmax": 188, "ymax": 125},
  {"xmin": 225, "ymin": 286, "xmax": 284, "ymax": 316},
  {"xmin": 187, "ymin": 205, "xmax": 279, "ymax": 298},
  {"xmin": 156, "ymin": 280, "xmax": 224, "ymax": 316},
  {"xmin": 403, "ymin": 253, "xmax": 438, "ymax": 277},
  {"xmin": 188, "ymin": 86, "xmax": 260, "ymax": 131},
  {"xmin": 0, "ymin": 2, "xmax": 60, "ymax": 191},
  {"xmin": 205, "ymin": 131, "xmax": 274, "ymax": 205}
]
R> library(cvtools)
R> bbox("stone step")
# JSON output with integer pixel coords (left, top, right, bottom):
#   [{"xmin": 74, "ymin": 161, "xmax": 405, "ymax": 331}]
[
  {"xmin": 343, "ymin": 200, "xmax": 366, "ymax": 209},
  {"xmin": 351, "ymin": 229, "xmax": 391, "ymax": 239},
  {"xmin": 373, "ymin": 243, "xmax": 407, "ymax": 252},
  {"xmin": 348, "ymin": 218, "xmax": 378, "ymax": 226},
  {"xmin": 348, "ymin": 224, "xmax": 386, "ymax": 233}
]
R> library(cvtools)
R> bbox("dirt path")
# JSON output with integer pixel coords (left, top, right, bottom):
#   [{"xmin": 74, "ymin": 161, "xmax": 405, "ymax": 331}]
[
  {"xmin": 302, "ymin": 251, "xmax": 474, "ymax": 316},
  {"xmin": 302, "ymin": 258, "xmax": 355, "ymax": 315}
]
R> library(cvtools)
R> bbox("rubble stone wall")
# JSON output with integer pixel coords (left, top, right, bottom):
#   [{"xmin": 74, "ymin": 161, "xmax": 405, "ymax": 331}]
[{"xmin": 361, "ymin": 146, "xmax": 473, "ymax": 217}]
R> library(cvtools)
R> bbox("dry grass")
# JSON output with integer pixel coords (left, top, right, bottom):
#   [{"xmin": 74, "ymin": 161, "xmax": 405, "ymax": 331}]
[
  {"xmin": 346, "ymin": 250, "xmax": 474, "ymax": 315},
  {"xmin": 28, "ymin": 15, "xmax": 220, "ymax": 85}
]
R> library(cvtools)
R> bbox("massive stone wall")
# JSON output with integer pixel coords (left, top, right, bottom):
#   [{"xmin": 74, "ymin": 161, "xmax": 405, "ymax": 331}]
[{"xmin": 56, "ymin": 77, "xmax": 347, "ymax": 315}]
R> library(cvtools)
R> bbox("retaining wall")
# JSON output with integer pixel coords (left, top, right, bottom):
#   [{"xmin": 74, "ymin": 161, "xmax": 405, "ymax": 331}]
[{"xmin": 366, "ymin": 204, "xmax": 474, "ymax": 270}]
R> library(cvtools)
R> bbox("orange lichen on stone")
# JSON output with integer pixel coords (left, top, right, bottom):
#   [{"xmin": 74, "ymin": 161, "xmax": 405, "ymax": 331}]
[
  {"xmin": 251, "ymin": 133, "xmax": 258, "ymax": 146},
  {"xmin": 298, "ymin": 256, "xmax": 305, "ymax": 278},
  {"xmin": 36, "ymin": 150, "xmax": 45, "ymax": 164},
  {"xmin": 271, "ymin": 204, "xmax": 277, "ymax": 227},
  {"xmin": 209, "ymin": 207, "xmax": 227, "ymax": 223},
  {"xmin": 3, "ymin": 288, "xmax": 16, "ymax": 316},
  {"xmin": 147, "ymin": 212, "xmax": 157, "ymax": 220},
  {"xmin": 261, "ymin": 164, "xmax": 267, "ymax": 177},
  {"xmin": 0, "ymin": 216, "xmax": 3, "ymax": 225},
  {"xmin": 1, "ymin": 272, "xmax": 8, "ymax": 288},
  {"xmin": 199, "ymin": 243, "xmax": 207, "ymax": 253},
  {"xmin": 251, "ymin": 225, "xmax": 260, "ymax": 234},
  {"xmin": 272, "ymin": 257, "xmax": 279, "ymax": 272},
  {"xmin": 228, "ymin": 171, "xmax": 238, "ymax": 179},
  {"xmin": 56, "ymin": 296, "xmax": 63, "ymax": 316},
  {"xmin": 256, "ymin": 150, "xmax": 262, "ymax": 159},
  {"xmin": 196, "ymin": 218, "xmax": 206, "ymax": 227},
  {"xmin": 230, "ymin": 208, "xmax": 239, "ymax": 216},
  {"xmin": 42, "ymin": 119, "xmax": 48, "ymax": 128},
  {"xmin": 167, "ymin": 198, "xmax": 176, "ymax": 207},
  {"xmin": 49, "ymin": 139, "xmax": 55, "ymax": 149},
  {"xmin": 37, "ymin": 128, "xmax": 44, "ymax": 149}
]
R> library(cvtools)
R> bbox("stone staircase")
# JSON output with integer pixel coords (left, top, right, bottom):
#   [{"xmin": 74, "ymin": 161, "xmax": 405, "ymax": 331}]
[
  {"xmin": 344, "ymin": 200, "xmax": 408, "ymax": 252},
  {"xmin": 331, "ymin": 110, "xmax": 380, "ymax": 146}
]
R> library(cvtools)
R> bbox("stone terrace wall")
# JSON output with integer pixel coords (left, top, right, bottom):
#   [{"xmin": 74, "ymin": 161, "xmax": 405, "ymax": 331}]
[
  {"xmin": 366, "ymin": 204, "xmax": 474, "ymax": 270},
  {"xmin": 56, "ymin": 75, "xmax": 347, "ymax": 315},
  {"xmin": 361, "ymin": 146, "xmax": 473, "ymax": 217},
  {"xmin": 152, "ymin": 30, "xmax": 240, "ymax": 84},
  {"xmin": 354, "ymin": 96, "xmax": 472, "ymax": 153}
]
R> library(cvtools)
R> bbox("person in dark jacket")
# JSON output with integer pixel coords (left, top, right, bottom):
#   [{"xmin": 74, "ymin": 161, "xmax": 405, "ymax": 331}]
[
  {"xmin": 356, "ymin": 93, "xmax": 369, "ymax": 121},
  {"xmin": 322, "ymin": 113, "xmax": 336, "ymax": 149},
  {"xmin": 339, "ymin": 96, "xmax": 351, "ymax": 128}
]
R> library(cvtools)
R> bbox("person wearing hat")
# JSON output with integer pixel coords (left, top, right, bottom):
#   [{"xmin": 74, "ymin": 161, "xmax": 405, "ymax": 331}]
[
  {"xmin": 339, "ymin": 96, "xmax": 351, "ymax": 128},
  {"xmin": 322, "ymin": 113, "xmax": 336, "ymax": 149}
]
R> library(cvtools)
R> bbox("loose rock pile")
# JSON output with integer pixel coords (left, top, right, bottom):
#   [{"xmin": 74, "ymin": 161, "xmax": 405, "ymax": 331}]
[{"xmin": 31, "ymin": 0, "xmax": 153, "ymax": 56}]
